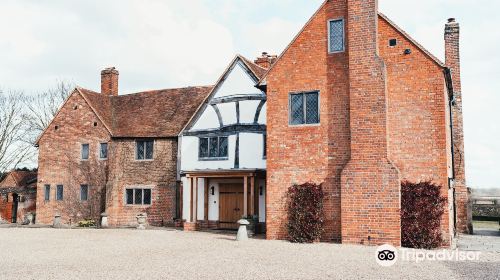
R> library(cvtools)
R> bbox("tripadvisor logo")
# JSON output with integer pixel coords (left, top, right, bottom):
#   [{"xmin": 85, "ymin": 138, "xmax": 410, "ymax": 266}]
[
  {"xmin": 375, "ymin": 244, "xmax": 481, "ymax": 267},
  {"xmin": 375, "ymin": 244, "xmax": 398, "ymax": 267}
]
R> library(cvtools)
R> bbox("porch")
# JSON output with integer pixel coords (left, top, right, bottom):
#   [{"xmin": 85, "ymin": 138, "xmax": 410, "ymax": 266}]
[{"xmin": 181, "ymin": 169, "xmax": 265, "ymax": 232}]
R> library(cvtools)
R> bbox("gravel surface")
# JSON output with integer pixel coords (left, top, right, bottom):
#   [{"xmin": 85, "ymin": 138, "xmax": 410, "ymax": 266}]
[{"xmin": 0, "ymin": 228, "xmax": 499, "ymax": 280}]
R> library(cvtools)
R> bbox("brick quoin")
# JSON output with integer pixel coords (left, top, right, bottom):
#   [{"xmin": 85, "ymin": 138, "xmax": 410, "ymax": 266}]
[{"xmin": 265, "ymin": 0, "xmax": 465, "ymax": 246}]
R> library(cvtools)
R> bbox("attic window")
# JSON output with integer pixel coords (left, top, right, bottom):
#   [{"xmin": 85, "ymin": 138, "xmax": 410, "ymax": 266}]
[
  {"xmin": 389, "ymin": 39, "xmax": 397, "ymax": 47},
  {"xmin": 328, "ymin": 19, "xmax": 345, "ymax": 53}
]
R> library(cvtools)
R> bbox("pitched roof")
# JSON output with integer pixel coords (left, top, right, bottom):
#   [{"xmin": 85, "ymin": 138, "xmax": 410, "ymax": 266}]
[
  {"xmin": 0, "ymin": 171, "xmax": 37, "ymax": 188},
  {"xmin": 180, "ymin": 55, "xmax": 265, "ymax": 133},
  {"xmin": 77, "ymin": 86, "xmax": 213, "ymax": 138},
  {"xmin": 257, "ymin": 3, "xmax": 446, "ymax": 85},
  {"xmin": 239, "ymin": 55, "xmax": 267, "ymax": 79}
]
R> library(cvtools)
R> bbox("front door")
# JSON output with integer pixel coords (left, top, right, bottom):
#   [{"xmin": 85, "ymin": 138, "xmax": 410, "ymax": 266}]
[
  {"xmin": 219, "ymin": 184, "xmax": 244, "ymax": 229},
  {"xmin": 11, "ymin": 193, "xmax": 18, "ymax": 224}
]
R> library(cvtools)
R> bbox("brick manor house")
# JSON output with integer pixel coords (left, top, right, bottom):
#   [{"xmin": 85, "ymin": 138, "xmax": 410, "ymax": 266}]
[{"xmin": 35, "ymin": 0, "xmax": 469, "ymax": 246}]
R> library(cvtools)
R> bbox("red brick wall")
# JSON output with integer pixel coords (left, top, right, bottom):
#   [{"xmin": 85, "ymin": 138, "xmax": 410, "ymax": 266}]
[
  {"xmin": 379, "ymin": 17, "xmax": 452, "ymax": 245},
  {"xmin": 266, "ymin": 0, "xmax": 350, "ymax": 241},
  {"xmin": 266, "ymin": 0, "xmax": 453, "ymax": 245},
  {"xmin": 0, "ymin": 194, "xmax": 13, "ymax": 222},
  {"xmin": 36, "ymin": 91, "xmax": 111, "ymax": 225},
  {"xmin": 106, "ymin": 138, "xmax": 177, "ymax": 227}
]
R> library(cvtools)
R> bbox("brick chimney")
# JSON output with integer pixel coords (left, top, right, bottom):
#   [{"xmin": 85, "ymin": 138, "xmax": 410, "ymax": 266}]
[
  {"xmin": 445, "ymin": 18, "xmax": 471, "ymax": 234},
  {"xmin": 101, "ymin": 67, "xmax": 119, "ymax": 96},
  {"xmin": 341, "ymin": 0, "xmax": 401, "ymax": 246},
  {"xmin": 254, "ymin": 52, "xmax": 277, "ymax": 69}
]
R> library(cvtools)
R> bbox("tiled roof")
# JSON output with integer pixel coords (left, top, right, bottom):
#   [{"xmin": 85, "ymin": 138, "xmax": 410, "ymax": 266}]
[
  {"xmin": 78, "ymin": 86, "xmax": 213, "ymax": 138},
  {"xmin": 0, "ymin": 171, "xmax": 37, "ymax": 188},
  {"xmin": 239, "ymin": 55, "xmax": 267, "ymax": 79}
]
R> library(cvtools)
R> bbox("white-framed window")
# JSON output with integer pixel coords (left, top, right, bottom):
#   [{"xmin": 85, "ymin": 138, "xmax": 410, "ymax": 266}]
[
  {"xmin": 289, "ymin": 91, "xmax": 320, "ymax": 125},
  {"xmin": 136, "ymin": 140, "xmax": 154, "ymax": 160},
  {"xmin": 80, "ymin": 185, "xmax": 89, "ymax": 201},
  {"xmin": 328, "ymin": 18, "xmax": 345, "ymax": 53},
  {"xmin": 198, "ymin": 136, "xmax": 228, "ymax": 160},
  {"xmin": 81, "ymin": 144, "xmax": 90, "ymax": 160},
  {"xmin": 99, "ymin": 143, "xmax": 108, "ymax": 159},
  {"xmin": 125, "ymin": 188, "xmax": 152, "ymax": 205}
]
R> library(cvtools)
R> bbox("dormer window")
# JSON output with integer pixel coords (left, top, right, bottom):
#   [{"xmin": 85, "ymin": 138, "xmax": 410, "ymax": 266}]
[{"xmin": 328, "ymin": 19, "xmax": 345, "ymax": 53}]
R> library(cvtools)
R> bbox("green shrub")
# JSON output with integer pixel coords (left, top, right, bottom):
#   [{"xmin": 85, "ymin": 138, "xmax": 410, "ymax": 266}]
[{"xmin": 78, "ymin": 219, "xmax": 97, "ymax": 228}]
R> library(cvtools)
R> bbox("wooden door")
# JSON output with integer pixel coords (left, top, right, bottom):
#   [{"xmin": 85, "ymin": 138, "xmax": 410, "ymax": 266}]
[{"xmin": 219, "ymin": 184, "xmax": 244, "ymax": 229}]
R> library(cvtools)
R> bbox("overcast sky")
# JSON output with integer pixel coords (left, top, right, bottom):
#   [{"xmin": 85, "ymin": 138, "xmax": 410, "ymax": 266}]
[{"xmin": 0, "ymin": 0, "xmax": 498, "ymax": 189}]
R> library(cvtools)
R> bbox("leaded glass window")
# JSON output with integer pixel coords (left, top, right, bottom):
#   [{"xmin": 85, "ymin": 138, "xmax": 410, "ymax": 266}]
[
  {"xmin": 99, "ymin": 143, "xmax": 108, "ymax": 159},
  {"xmin": 329, "ymin": 19, "xmax": 344, "ymax": 53},
  {"xmin": 126, "ymin": 188, "xmax": 152, "ymax": 205},
  {"xmin": 289, "ymin": 91, "xmax": 320, "ymax": 125},
  {"xmin": 81, "ymin": 144, "xmax": 89, "ymax": 160},
  {"xmin": 56, "ymin": 185, "xmax": 64, "ymax": 201},
  {"xmin": 80, "ymin": 185, "xmax": 88, "ymax": 201},
  {"xmin": 136, "ymin": 140, "xmax": 154, "ymax": 160},
  {"xmin": 199, "ymin": 136, "xmax": 229, "ymax": 159}
]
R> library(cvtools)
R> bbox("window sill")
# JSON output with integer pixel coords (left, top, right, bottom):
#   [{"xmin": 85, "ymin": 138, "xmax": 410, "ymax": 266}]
[
  {"xmin": 98, "ymin": 158, "xmax": 108, "ymax": 161},
  {"xmin": 198, "ymin": 157, "xmax": 229, "ymax": 161},
  {"xmin": 288, "ymin": 123, "xmax": 321, "ymax": 128},
  {"xmin": 125, "ymin": 204, "xmax": 152, "ymax": 207},
  {"xmin": 135, "ymin": 159, "xmax": 154, "ymax": 162}
]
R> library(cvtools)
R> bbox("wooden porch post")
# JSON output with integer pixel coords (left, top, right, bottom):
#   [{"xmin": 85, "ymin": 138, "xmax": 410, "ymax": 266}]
[
  {"xmin": 193, "ymin": 177, "xmax": 198, "ymax": 222},
  {"xmin": 189, "ymin": 177, "xmax": 194, "ymax": 222},
  {"xmin": 243, "ymin": 176, "xmax": 248, "ymax": 217},
  {"xmin": 250, "ymin": 175, "xmax": 255, "ymax": 216}
]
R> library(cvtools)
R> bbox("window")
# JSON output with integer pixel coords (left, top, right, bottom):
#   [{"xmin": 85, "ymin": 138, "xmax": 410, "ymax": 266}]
[
  {"xmin": 136, "ymin": 140, "xmax": 154, "ymax": 160},
  {"xmin": 81, "ymin": 144, "xmax": 89, "ymax": 160},
  {"xmin": 125, "ymin": 188, "xmax": 152, "ymax": 205},
  {"xmin": 80, "ymin": 185, "xmax": 88, "ymax": 201},
  {"xmin": 389, "ymin": 38, "xmax": 397, "ymax": 47},
  {"xmin": 56, "ymin": 185, "xmax": 64, "ymax": 201},
  {"xmin": 99, "ymin": 143, "xmax": 108, "ymax": 159},
  {"xmin": 44, "ymin": 185, "xmax": 50, "ymax": 201},
  {"xmin": 198, "ymin": 136, "xmax": 228, "ymax": 159},
  {"xmin": 289, "ymin": 91, "xmax": 320, "ymax": 125},
  {"xmin": 328, "ymin": 19, "xmax": 345, "ymax": 53}
]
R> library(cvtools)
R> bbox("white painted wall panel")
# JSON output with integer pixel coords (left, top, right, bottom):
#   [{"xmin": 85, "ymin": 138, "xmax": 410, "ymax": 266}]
[
  {"xmin": 239, "ymin": 133, "xmax": 266, "ymax": 169},
  {"xmin": 239, "ymin": 100, "xmax": 261, "ymax": 124},
  {"xmin": 191, "ymin": 106, "xmax": 220, "ymax": 130},
  {"xmin": 214, "ymin": 63, "xmax": 261, "ymax": 98},
  {"xmin": 181, "ymin": 177, "xmax": 190, "ymax": 220},
  {"xmin": 181, "ymin": 135, "xmax": 236, "ymax": 171},
  {"xmin": 218, "ymin": 102, "xmax": 237, "ymax": 125},
  {"xmin": 258, "ymin": 103, "xmax": 266, "ymax": 124}
]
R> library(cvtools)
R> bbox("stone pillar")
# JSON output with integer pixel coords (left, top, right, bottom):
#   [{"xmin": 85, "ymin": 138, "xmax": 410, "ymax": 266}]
[
  {"xmin": 341, "ymin": 0, "xmax": 401, "ymax": 246},
  {"xmin": 445, "ymin": 18, "xmax": 471, "ymax": 234}
]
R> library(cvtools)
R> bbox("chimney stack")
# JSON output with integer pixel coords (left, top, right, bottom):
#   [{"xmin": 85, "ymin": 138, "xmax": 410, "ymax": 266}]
[
  {"xmin": 445, "ymin": 18, "xmax": 471, "ymax": 234},
  {"xmin": 341, "ymin": 0, "xmax": 401, "ymax": 246},
  {"xmin": 101, "ymin": 67, "xmax": 119, "ymax": 96},
  {"xmin": 254, "ymin": 52, "xmax": 277, "ymax": 69}
]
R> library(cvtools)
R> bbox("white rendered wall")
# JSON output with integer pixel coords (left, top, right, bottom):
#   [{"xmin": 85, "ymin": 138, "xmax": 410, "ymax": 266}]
[
  {"xmin": 258, "ymin": 103, "xmax": 266, "ymax": 124},
  {"xmin": 191, "ymin": 106, "xmax": 220, "ymax": 130},
  {"xmin": 239, "ymin": 133, "xmax": 266, "ymax": 169},
  {"xmin": 218, "ymin": 102, "xmax": 237, "ymax": 125},
  {"xmin": 181, "ymin": 135, "xmax": 236, "ymax": 171},
  {"xmin": 239, "ymin": 100, "xmax": 261, "ymax": 124},
  {"xmin": 213, "ymin": 63, "xmax": 261, "ymax": 98}
]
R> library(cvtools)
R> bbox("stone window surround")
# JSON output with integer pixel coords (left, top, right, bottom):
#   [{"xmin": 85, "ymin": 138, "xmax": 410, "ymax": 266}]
[{"xmin": 328, "ymin": 18, "xmax": 345, "ymax": 54}]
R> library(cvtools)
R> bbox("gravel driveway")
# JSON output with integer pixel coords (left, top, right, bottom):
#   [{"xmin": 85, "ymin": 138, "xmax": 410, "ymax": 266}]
[{"xmin": 0, "ymin": 228, "xmax": 499, "ymax": 280}]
